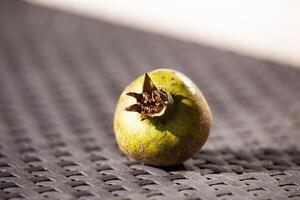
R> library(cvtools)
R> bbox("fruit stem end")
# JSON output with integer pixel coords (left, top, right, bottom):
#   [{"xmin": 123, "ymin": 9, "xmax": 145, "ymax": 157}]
[{"xmin": 125, "ymin": 73, "xmax": 173, "ymax": 120}]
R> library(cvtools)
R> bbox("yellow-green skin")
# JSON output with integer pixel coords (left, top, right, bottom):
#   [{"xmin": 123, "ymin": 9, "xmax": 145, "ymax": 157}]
[{"xmin": 114, "ymin": 69, "xmax": 212, "ymax": 166}]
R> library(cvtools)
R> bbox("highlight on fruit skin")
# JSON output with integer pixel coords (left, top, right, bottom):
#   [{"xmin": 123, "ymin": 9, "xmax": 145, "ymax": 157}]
[{"xmin": 113, "ymin": 68, "xmax": 212, "ymax": 166}]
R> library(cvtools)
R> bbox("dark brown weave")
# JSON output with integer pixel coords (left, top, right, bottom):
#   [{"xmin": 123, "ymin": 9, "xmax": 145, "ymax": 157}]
[{"xmin": 0, "ymin": 1, "xmax": 299, "ymax": 200}]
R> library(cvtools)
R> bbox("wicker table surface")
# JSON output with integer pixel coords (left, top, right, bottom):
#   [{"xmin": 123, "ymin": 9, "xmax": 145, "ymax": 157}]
[{"xmin": 0, "ymin": 1, "xmax": 300, "ymax": 200}]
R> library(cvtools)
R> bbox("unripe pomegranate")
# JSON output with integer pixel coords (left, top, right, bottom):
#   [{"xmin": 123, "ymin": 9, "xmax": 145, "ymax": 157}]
[{"xmin": 114, "ymin": 69, "xmax": 212, "ymax": 166}]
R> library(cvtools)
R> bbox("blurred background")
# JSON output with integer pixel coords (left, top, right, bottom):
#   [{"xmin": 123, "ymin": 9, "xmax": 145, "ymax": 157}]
[{"xmin": 27, "ymin": 0, "xmax": 300, "ymax": 68}]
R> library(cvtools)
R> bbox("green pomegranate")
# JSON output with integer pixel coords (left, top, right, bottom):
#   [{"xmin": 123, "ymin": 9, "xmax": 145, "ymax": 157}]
[{"xmin": 114, "ymin": 69, "xmax": 212, "ymax": 166}]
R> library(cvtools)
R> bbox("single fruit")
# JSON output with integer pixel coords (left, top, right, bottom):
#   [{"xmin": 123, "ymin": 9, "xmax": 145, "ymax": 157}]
[{"xmin": 114, "ymin": 68, "xmax": 212, "ymax": 166}]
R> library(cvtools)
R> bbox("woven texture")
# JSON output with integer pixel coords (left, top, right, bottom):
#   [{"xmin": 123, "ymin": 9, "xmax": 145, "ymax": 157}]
[{"xmin": 0, "ymin": 1, "xmax": 300, "ymax": 200}]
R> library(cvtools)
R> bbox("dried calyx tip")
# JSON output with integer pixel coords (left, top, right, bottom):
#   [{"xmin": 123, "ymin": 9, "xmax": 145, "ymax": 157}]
[{"xmin": 125, "ymin": 73, "xmax": 173, "ymax": 120}]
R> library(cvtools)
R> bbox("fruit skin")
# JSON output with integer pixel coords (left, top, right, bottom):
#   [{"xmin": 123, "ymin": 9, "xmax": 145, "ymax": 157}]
[{"xmin": 114, "ymin": 69, "xmax": 212, "ymax": 166}]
